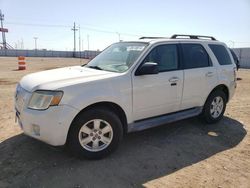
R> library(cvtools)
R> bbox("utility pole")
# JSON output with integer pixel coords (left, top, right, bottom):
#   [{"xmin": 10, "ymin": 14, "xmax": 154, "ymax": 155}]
[
  {"xmin": 21, "ymin": 38, "xmax": 24, "ymax": 49},
  {"xmin": 79, "ymin": 25, "xmax": 81, "ymax": 59},
  {"xmin": 116, "ymin": 32, "xmax": 121, "ymax": 42},
  {"xmin": 82, "ymin": 39, "xmax": 84, "ymax": 51},
  {"xmin": 71, "ymin": 22, "xmax": 78, "ymax": 57},
  {"xmin": 87, "ymin": 34, "xmax": 89, "ymax": 51},
  {"xmin": 0, "ymin": 10, "xmax": 7, "ymax": 49},
  {"xmin": 33, "ymin": 37, "xmax": 38, "ymax": 50}
]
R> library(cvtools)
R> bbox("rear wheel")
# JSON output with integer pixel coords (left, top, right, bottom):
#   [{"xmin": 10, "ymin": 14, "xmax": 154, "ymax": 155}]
[
  {"xmin": 68, "ymin": 108, "xmax": 123, "ymax": 159},
  {"xmin": 202, "ymin": 90, "xmax": 227, "ymax": 123}
]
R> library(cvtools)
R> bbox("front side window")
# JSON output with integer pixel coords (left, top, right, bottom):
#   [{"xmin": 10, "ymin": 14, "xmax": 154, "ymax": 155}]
[
  {"xmin": 85, "ymin": 42, "xmax": 148, "ymax": 73},
  {"xmin": 209, "ymin": 44, "xmax": 233, "ymax": 65},
  {"xmin": 143, "ymin": 44, "xmax": 178, "ymax": 72},
  {"xmin": 182, "ymin": 44, "xmax": 210, "ymax": 69}
]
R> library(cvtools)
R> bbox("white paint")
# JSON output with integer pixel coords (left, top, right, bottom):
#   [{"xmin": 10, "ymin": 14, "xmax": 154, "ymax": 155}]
[{"xmin": 15, "ymin": 38, "xmax": 236, "ymax": 146}]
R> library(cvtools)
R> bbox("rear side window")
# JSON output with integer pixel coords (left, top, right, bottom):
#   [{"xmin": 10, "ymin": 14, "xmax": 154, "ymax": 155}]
[
  {"xmin": 209, "ymin": 44, "xmax": 232, "ymax": 65},
  {"xmin": 181, "ymin": 44, "xmax": 210, "ymax": 69}
]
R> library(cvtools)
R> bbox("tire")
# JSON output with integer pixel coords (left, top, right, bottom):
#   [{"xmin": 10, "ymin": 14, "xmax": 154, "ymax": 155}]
[
  {"xmin": 67, "ymin": 107, "xmax": 123, "ymax": 159},
  {"xmin": 202, "ymin": 90, "xmax": 227, "ymax": 124}
]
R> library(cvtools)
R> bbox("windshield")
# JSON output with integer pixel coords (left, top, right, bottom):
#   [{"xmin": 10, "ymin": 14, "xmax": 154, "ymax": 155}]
[{"xmin": 85, "ymin": 42, "xmax": 148, "ymax": 73}]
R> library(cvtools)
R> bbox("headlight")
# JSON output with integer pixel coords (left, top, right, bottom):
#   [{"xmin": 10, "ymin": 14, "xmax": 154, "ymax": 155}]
[{"xmin": 28, "ymin": 90, "xmax": 63, "ymax": 110}]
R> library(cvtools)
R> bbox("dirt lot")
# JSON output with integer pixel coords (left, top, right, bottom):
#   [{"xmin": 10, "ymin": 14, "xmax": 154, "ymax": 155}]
[{"xmin": 0, "ymin": 57, "xmax": 249, "ymax": 188}]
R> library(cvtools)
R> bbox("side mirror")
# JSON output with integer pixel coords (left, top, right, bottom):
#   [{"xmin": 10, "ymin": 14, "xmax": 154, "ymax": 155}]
[{"xmin": 135, "ymin": 62, "xmax": 159, "ymax": 76}]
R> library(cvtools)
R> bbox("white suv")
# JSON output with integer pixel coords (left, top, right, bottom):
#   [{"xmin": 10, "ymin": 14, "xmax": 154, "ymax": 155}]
[{"xmin": 15, "ymin": 34, "xmax": 237, "ymax": 159}]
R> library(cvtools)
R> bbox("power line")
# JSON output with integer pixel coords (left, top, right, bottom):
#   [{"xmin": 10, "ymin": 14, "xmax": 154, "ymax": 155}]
[
  {"xmin": 234, "ymin": 41, "xmax": 250, "ymax": 44},
  {"xmin": 5, "ymin": 21, "xmax": 250, "ymax": 45},
  {"xmin": 5, "ymin": 21, "xmax": 71, "ymax": 28},
  {"xmin": 5, "ymin": 21, "xmax": 142, "ymax": 37}
]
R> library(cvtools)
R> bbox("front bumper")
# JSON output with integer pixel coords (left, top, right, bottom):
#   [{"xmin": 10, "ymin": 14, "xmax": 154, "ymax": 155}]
[{"xmin": 16, "ymin": 105, "xmax": 79, "ymax": 146}]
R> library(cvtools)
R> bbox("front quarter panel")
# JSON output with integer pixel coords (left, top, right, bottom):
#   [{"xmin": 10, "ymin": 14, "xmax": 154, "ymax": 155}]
[{"xmin": 59, "ymin": 74, "xmax": 133, "ymax": 123}]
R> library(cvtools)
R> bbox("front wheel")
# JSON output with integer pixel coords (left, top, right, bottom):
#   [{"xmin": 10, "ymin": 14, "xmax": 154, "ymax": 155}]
[
  {"xmin": 202, "ymin": 90, "xmax": 227, "ymax": 124},
  {"xmin": 67, "ymin": 108, "xmax": 123, "ymax": 159}
]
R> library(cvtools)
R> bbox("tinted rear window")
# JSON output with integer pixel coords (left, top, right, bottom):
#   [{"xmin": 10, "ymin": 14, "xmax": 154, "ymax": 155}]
[
  {"xmin": 182, "ymin": 44, "xmax": 210, "ymax": 69},
  {"xmin": 209, "ymin": 44, "xmax": 232, "ymax": 65}
]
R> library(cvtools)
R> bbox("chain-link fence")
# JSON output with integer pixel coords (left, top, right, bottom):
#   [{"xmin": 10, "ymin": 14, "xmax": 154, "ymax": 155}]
[{"xmin": 0, "ymin": 49, "xmax": 100, "ymax": 59}]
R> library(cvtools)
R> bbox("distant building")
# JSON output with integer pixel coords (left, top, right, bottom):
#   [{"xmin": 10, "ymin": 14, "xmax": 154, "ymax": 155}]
[{"xmin": 232, "ymin": 48, "xmax": 250, "ymax": 68}]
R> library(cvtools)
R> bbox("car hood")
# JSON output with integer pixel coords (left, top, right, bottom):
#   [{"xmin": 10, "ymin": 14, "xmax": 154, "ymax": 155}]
[{"xmin": 20, "ymin": 66, "xmax": 119, "ymax": 92}]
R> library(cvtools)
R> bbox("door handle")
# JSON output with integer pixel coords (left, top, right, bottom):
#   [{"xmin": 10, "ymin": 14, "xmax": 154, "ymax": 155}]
[
  {"xmin": 206, "ymin": 72, "xmax": 214, "ymax": 77},
  {"xmin": 169, "ymin": 77, "xmax": 179, "ymax": 83}
]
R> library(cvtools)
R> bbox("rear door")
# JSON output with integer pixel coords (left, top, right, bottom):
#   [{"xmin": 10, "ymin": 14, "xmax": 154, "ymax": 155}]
[{"xmin": 180, "ymin": 43, "xmax": 217, "ymax": 110}]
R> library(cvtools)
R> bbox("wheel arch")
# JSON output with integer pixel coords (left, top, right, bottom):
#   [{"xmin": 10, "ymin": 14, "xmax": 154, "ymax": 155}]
[
  {"xmin": 201, "ymin": 84, "xmax": 229, "ymax": 123},
  {"xmin": 207, "ymin": 84, "xmax": 229, "ymax": 103},
  {"xmin": 67, "ymin": 101, "xmax": 128, "ymax": 141}
]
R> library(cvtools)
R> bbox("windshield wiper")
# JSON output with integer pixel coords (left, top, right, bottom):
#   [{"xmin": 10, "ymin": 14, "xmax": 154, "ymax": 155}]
[{"xmin": 87, "ymin": 65, "xmax": 103, "ymax": 70}]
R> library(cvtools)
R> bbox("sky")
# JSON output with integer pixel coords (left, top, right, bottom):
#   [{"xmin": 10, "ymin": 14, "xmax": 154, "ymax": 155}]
[{"xmin": 0, "ymin": 0, "xmax": 250, "ymax": 51}]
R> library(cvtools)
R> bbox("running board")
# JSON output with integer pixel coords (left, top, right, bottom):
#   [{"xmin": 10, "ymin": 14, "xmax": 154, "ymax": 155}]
[{"xmin": 128, "ymin": 107, "xmax": 203, "ymax": 132}]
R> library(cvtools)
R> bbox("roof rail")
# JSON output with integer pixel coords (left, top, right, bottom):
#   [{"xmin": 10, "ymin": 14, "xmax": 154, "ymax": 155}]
[
  {"xmin": 139, "ymin": 37, "xmax": 168, "ymax": 40},
  {"xmin": 170, "ymin": 34, "xmax": 216, "ymax": 41}
]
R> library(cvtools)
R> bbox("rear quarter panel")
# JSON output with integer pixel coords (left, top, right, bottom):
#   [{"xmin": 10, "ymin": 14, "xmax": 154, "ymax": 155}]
[{"xmin": 205, "ymin": 42, "xmax": 236, "ymax": 101}]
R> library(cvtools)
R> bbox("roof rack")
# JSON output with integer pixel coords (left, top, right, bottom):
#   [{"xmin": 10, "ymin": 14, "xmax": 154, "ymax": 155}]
[
  {"xmin": 170, "ymin": 34, "xmax": 216, "ymax": 40},
  {"xmin": 139, "ymin": 37, "xmax": 168, "ymax": 40}
]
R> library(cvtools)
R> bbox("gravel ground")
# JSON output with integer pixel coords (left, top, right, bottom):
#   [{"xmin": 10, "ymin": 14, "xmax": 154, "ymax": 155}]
[{"xmin": 0, "ymin": 57, "xmax": 249, "ymax": 188}]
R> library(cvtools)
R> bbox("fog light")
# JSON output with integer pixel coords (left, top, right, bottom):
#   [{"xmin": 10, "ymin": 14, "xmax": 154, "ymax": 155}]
[{"xmin": 32, "ymin": 124, "xmax": 40, "ymax": 136}]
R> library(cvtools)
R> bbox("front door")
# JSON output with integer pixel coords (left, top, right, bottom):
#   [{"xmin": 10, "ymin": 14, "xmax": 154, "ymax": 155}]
[{"xmin": 132, "ymin": 43, "xmax": 184, "ymax": 121}]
